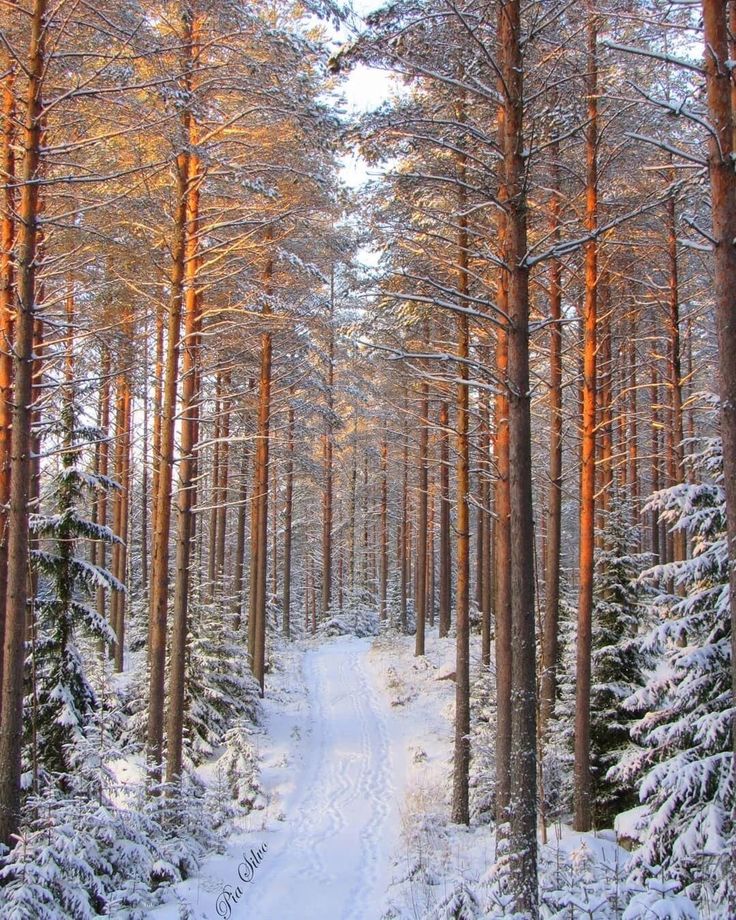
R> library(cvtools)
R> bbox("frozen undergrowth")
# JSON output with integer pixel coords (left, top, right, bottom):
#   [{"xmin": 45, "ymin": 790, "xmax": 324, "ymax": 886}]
[{"xmin": 364, "ymin": 628, "xmax": 706, "ymax": 920}]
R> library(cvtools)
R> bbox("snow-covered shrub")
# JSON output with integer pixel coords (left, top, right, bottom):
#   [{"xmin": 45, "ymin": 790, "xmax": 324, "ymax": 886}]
[
  {"xmin": 317, "ymin": 603, "xmax": 379, "ymax": 637},
  {"xmin": 539, "ymin": 837, "xmax": 629, "ymax": 919},
  {"xmin": 206, "ymin": 721, "xmax": 266, "ymax": 828},
  {"xmin": 612, "ymin": 437, "xmax": 734, "ymax": 909},
  {"xmin": 469, "ymin": 664, "xmax": 496, "ymax": 822},
  {"xmin": 590, "ymin": 502, "xmax": 651, "ymax": 827},
  {"xmin": 623, "ymin": 876, "xmax": 699, "ymax": 919},
  {"xmin": 0, "ymin": 741, "xmax": 212, "ymax": 918},
  {"xmin": 184, "ymin": 599, "xmax": 262, "ymax": 766},
  {"xmin": 540, "ymin": 589, "xmax": 578, "ymax": 823}
]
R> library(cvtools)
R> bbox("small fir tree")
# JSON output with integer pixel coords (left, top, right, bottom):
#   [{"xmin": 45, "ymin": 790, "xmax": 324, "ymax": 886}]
[
  {"xmin": 28, "ymin": 393, "xmax": 119, "ymax": 780},
  {"xmin": 590, "ymin": 501, "xmax": 650, "ymax": 827}
]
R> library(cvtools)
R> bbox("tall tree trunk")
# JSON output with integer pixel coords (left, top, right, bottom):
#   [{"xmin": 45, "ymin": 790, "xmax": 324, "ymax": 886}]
[
  {"xmin": 147, "ymin": 10, "xmax": 192, "ymax": 776},
  {"xmin": 166, "ymin": 139, "xmax": 201, "ymax": 783},
  {"xmin": 438, "ymin": 400, "xmax": 452, "ymax": 637},
  {"xmin": 701, "ymin": 0, "xmax": 736, "ymax": 764},
  {"xmin": 0, "ymin": 16, "xmax": 16, "ymax": 701},
  {"xmin": 140, "ymin": 330, "xmax": 150, "ymax": 599},
  {"xmin": 480, "ymin": 399, "xmax": 492, "ymax": 667},
  {"xmin": 207, "ymin": 376, "xmax": 222, "ymax": 596},
  {"xmin": 415, "ymin": 371, "xmax": 428, "ymax": 657},
  {"xmin": 111, "ymin": 359, "xmax": 132, "ymax": 673},
  {"xmin": 322, "ymin": 282, "xmax": 335, "ymax": 616},
  {"xmin": 0, "ymin": 0, "xmax": 46, "ymax": 846},
  {"xmin": 95, "ymin": 348, "xmax": 112, "ymax": 631},
  {"xmin": 283, "ymin": 398, "xmax": 294, "ymax": 636},
  {"xmin": 666, "ymin": 182, "xmax": 686, "ymax": 562},
  {"xmin": 151, "ymin": 302, "xmax": 165, "ymax": 525},
  {"xmin": 379, "ymin": 436, "xmax": 388, "ymax": 620},
  {"xmin": 574, "ymin": 0, "xmax": 599, "ymax": 835},
  {"xmin": 400, "ymin": 396, "xmax": 408, "ymax": 630},
  {"xmin": 232, "ymin": 437, "xmax": 249, "ymax": 632},
  {"xmin": 540, "ymin": 151, "xmax": 563, "ymax": 735},
  {"xmin": 494, "ymin": 254, "xmax": 512, "ymax": 830},
  {"xmin": 250, "ymin": 253, "xmax": 273, "ymax": 694},
  {"xmin": 216, "ymin": 374, "xmax": 231, "ymax": 594},
  {"xmin": 650, "ymin": 361, "xmax": 661, "ymax": 562},
  {"xmin": 451, "ymin": 108, "xmax": 471, "ymax": 825},
  {"xmin": 500, "ymin": 0, "xmax": 538, "ymax": 909}
]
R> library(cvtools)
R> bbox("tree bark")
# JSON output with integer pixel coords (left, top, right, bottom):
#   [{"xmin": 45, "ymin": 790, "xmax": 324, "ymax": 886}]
[
  {"xmin": 379, "ymin": 437, "xmax": 388, "ymax": 620},
  {"xmin": 0, "ymin": 0, "xmax": 46, "ymax": 846},
  {"xmin": 574, "ymin": 1, "xmax": 599, "ymax": 835},
  {"xmin": 250, "ymin": 253, "xmax": 273, "ymax": 694},
  {"xmin": 451, "ymin": 106, "xmax": 471, "ymax": 825},
  {"xmin": 415, "ymin": 371, "xmax": 428, "ymax": 657},
  {"xmin": 322, "ymin": 279, "xmax": 335, "ymax": 616},
  {"xmin": 701, "ymin": 0, "xmax": 736, "ymax": 763},
  {"xmin": 0, "ymin": 14, "xmax": 17, "ymax": 700},
  {"xmin": 500, "ymin": 0, "xmax": 539, "ymax": 909},
  {"xmin": 166, "ymin": 138, "xmax": 201, "ymax": 783},
  {"xmin": 540, "ymin": 150, "xmax": 563, "ymax": 735},
  {"xmin": 438, "ymin": 400, "xmax": 452, "ymax": 637},
  {"xmin": 147, "ymin": 12, "xmax": 191, "ymax": 776},
  {"xmin": 283, "ymin": 397, "xmax": 294, "ymax": 636}
]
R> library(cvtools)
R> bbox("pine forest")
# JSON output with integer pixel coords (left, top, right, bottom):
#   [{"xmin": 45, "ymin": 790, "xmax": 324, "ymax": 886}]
[{"xmin": 0, "ymin": 0, "xmax": 735, "ymax": 917}]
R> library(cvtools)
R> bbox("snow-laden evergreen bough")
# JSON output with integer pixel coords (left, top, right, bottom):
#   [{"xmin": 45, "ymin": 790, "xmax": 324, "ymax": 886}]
[{"xmin": 611, "ymin": 436, "xmax": 734, "ymax": 909}]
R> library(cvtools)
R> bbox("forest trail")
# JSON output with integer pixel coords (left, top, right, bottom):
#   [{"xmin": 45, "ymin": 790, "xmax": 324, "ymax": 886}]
[{"xmin": 204, "ymin": 637, "xmax": 402, "ymax": 920}]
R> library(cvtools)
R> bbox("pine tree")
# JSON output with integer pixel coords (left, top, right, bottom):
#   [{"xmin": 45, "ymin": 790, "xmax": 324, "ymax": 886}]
[
  {"xmin": 613, "ymin": 436, "xmax": 734, "ymax": 904},
  {"xmin": 590, "ymin": 501, "xmax": 649, "ymax": 827},
  {"xmin": 29, "ymin": 393, "xmax": 119, "ymax": 779}
]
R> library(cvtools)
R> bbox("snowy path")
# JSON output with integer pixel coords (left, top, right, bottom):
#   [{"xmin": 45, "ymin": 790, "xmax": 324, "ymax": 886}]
[
  {"xmin": 234, "ymin": 636, "xmax": 398, "ymax": 920},
  {"xmin": 161, "ymin": 635, "xmax": 405, "ymax": 920}
]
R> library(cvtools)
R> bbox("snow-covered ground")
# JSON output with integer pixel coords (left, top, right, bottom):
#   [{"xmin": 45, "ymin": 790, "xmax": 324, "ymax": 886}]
[{"xmin": 151, "ymin": 626, "xmax": 699, "ymax": 920}]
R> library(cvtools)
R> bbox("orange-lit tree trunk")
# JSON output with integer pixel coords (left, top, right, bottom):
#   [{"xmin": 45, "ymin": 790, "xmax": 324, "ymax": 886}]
[
  {"xmin": 166, "ymin": 140, "xmax": 202, "ymax": 783},
  {"xmin": 0, "ymin": 0, "xmax": 46, "ymax": 846},
  {"xmin": 0, "ymin": 9, "xmax": 17, "ymax": 699},
  {"xmin": 147, "ymin": 8, "xmax": 192, "ymax": 775},
  {"xmin": 250, "ymin": 253, "xmax": 273, "ymax": 693},
  {"xmin": 574, "ymin": 0, "xmax": 599, "ymax": 834},
  {"xmin": 540, "ymin": 150, "xmax": 563, "ymax": 735},
  {"xmin": 701, "ymin": 0, "xmax": 736, "ymax": 761},
  {"xmin": 494, "ymin": 251, "xmax": 512, "ymax": 830},
  {"xmin": 95, "ymin": 348, "xmax": 112, "ymax": 629},
  {"xmin": 480, "ymin": 400, "xmax": 492, "ymax": 667},
  {"xmin": 110, "ymin": 353, "xmax": 132, "ymax": 673},
  {"xmin": 500, "ymin": 0, "xmax": 538, "ymax": 908}
]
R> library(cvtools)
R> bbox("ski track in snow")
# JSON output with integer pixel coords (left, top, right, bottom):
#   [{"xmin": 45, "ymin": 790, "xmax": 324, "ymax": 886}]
[{"xmin": 223, "ymin": 636, "xmax": 398, "ymax": 920}]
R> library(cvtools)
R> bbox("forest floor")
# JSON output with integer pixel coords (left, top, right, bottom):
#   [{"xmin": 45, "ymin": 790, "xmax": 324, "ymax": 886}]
[{"xmin": 153, "ymin": 628, "xmax": 632, "ymax": 920}]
